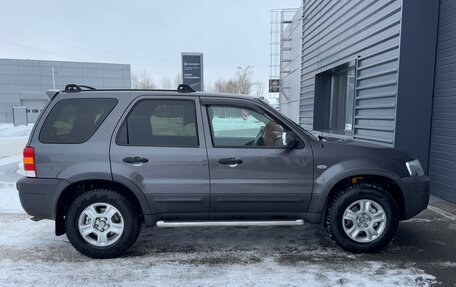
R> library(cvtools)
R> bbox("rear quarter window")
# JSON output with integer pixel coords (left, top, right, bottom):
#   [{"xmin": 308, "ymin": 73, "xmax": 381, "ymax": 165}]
[{"xmin": 39, "ymin": 98, "xmax": 117, "ymax": 144}]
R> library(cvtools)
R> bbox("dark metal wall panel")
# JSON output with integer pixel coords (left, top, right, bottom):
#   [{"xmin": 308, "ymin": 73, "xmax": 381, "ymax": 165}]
[
  {"xmin": 429, "ymin": 0, "xmax": 456, "ymax": 203},
  {"xmin": 394, "ymin": 0, "xmax": 439, "ymax": 172},
  {"xmin": 300, "ymin": 0, "xmax": 402, "ymax": 146}
]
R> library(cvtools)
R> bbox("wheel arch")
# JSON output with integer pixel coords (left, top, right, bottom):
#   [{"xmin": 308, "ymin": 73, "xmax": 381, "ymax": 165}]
[
  {"xmin": 321, "ymin": 175, "xmax": 405, "ymax": 223},
  {"xmin": 55, "ymin": 178, "xmax": 150, "ymax": 236},
  {"xmin": 308, "ymin": 167, "xmax": 406, "ymax": 223}
]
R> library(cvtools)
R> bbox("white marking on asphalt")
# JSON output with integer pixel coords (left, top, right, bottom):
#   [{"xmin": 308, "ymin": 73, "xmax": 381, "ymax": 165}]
[{"xmin": 428, "ymin": 205, "xmax": 456, "ymax": 221}]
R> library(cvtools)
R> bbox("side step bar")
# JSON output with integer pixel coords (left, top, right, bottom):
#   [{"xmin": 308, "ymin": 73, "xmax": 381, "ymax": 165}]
[{"xmin": 156, "ymin": 219, "xmax": 304, "ymax": 228}]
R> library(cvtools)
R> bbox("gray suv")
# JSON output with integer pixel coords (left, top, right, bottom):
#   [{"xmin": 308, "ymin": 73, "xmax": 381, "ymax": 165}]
[{"xmin": 17, "ymin": 84, "xmax": 430, "ymax": 258}]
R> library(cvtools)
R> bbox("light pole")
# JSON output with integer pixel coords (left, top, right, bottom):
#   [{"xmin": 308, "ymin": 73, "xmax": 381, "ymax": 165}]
[{"xmin": 51, "ymin": 67, "xmax": 56, "ymax": 89}]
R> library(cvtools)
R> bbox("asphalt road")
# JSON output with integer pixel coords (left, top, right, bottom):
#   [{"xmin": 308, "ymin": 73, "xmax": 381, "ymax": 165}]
[{"xmin": 365, "ymin": 206, "xmax": 456, "ymax": 286}]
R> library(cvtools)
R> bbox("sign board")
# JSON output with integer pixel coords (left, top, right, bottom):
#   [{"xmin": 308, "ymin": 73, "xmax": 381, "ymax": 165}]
[
  {"xmin": 269, "ymin": 79, "xmax": 280, "ymax": 93},
  {"xmin": 182, "ymin": 53, "xmax": 204, "ymax": 91}
]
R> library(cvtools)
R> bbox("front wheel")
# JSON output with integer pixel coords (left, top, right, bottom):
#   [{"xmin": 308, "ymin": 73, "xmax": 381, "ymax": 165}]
[
  {"xmin": 65, "ymin": 189, "xmax": 141, "ymax": 259},
  {"xmin": 325, "ymin": 183, "xmax": 399, "ymax": 253}
]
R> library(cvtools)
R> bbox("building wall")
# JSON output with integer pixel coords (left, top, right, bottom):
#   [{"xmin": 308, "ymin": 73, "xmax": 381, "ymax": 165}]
[
  {"xmin": 394, "ymin": 0, "xmax": 439, "ymax": 173},
  {"xmin": 0, "ymin": 59, "xmax": 131, "ymax": 123},
  {"xmin": 300, "ymin": 0, "xmax": 403, "ymax": 146},
  {"xmin": 429, "ymin": 0, "xmax": 456, "ymax": 203},
  {"xmin": 279, "ymin": 7, "xmax": 302, "ymax": 123},
  {"xmin": 289, "ymin": 0, "xmax": 446, "ymax": 201}
]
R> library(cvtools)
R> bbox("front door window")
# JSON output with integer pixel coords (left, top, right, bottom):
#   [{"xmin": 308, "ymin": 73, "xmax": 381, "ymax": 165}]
[{"xmin": 207, "ymin": 105, "xmax": 286, "ymax": 148}]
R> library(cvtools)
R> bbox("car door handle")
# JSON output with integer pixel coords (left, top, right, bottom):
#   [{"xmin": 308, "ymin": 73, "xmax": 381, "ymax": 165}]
[
  {"xmin": 123, "ymin": 156, "xmax": 149, "ymax": 165},
  {"xmin": 218, "ymin": 157, "xmax": 243, "ymax": 167}
]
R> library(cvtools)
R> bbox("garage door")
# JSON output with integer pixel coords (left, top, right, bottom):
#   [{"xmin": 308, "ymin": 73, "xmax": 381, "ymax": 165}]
[
  {"xmin": 21, "ymin": 100, "xmax": 48, "ymax": 123},
  {"xmin": 428, "ymin": 0, "xmax": 456, "ymax": 203}
]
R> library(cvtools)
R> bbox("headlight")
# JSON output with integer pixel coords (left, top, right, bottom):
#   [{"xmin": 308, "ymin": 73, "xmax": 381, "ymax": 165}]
[{"xmin": 406, "ymin": 159, "xmax": 424, "ymax": 177}]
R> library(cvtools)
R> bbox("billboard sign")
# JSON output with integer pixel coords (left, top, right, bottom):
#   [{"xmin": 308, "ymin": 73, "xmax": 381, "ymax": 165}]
[
  {"xmin": 269, "ymin": 79, "xmax": 280, "ymax": 93},
  {"xmin": 182, "ymin": 53, "xmax": 204, "ymax": 91}
]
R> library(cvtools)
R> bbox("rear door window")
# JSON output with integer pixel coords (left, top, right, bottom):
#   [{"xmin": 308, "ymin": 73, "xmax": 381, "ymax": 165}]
[
  {"xmin": 39, "ymin": 98, "xmax": 117, "ymax": 144},
  {"xmin": 116, "ymin": 99, "xmax": 198, "ymax": 147}
]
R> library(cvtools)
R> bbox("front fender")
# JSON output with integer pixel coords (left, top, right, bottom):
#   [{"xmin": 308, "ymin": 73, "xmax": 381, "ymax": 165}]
[{"xmin": 307, "ymin": 159, "xmax": 400, "ymax": 214}]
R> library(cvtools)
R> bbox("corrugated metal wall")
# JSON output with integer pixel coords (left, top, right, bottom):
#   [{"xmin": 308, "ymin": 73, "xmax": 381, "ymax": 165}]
[
  {"xmin": 428, "ymin": 0, "xmax": 456, "ymax": 203},
  {"xmin": 300, "ymin": 0, "xmax": 402, "ymax": 146}
]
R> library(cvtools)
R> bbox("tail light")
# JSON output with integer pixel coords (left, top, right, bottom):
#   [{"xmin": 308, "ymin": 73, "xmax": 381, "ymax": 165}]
[{"xmin": 23, "ymin": 147, "xmax": 36, "ymax": 178}]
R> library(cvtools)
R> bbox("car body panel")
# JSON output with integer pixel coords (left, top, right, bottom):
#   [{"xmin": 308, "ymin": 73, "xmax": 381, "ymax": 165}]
[
  {"xmin": 199, "ymin": 98, "xmax": 314, "ymax": 214},
  {"xmin": 16, "ymin": 89, "xmax": 430, "ymax": 230},
  {"xmin": 28, "ymin": 92, "xmax": 133, "ymax": 180},
  {"xmin": 109, "ymin": 95, "xmax": 211, "ymax": 216}
]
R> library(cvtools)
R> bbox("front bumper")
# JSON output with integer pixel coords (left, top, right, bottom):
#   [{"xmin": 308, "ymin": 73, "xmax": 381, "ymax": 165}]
[
  {"xmin": 16, "ymin": 177, "xmax": 69, "ymax": 220},
  {"xmin": 395, "ymin": 175, "xmax": 430, "ymax": 220}
]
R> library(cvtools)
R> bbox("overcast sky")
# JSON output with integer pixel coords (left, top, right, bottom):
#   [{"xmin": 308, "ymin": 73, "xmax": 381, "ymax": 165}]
[{"xmin": 0, "ymin": 0, "xmax": 300, "ymax": 91}]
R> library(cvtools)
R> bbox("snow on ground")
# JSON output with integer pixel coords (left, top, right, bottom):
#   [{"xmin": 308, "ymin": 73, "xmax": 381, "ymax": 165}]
[
  {"xmin": 0, "ymin": 124, "xmax": 32, "ymax": 172},
  {"xmin": 0, "ymin": 123, "xmax": 440, "ymax": 286},
  {"xmin": 0, "ymin": 191, "xmax": 438, "ymax": 287},
  {"xmin": 0, "ymin": 184, "xmax": 23, "ymax": 213},
  {"xmin": 0, "ymin": 124, "xmax": 34, "ymax": 138}
]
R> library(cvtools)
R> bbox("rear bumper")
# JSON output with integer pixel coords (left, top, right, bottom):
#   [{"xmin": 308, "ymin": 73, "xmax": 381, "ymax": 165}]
[
  {"xmin": 16, "ymin": 177, "xmax": 69, "ymax": 220},
  {"xmin": 396, "ymin": 176, "xmax": 430, "ymax": 220}
]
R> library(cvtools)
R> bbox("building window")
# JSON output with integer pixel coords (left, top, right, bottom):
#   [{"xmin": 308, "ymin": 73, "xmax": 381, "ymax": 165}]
[{"xmin": 313, "ymin": 61, "xmax": 356, "ymax": 134}]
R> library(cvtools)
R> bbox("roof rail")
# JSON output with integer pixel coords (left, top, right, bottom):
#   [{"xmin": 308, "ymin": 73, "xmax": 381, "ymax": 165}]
[
  {"xmin": 64, "ymin": 84, "xmax": 96, "ymax": 92},
  {"xmin": 177, "ymin": 84, "xmax": 195, "ymax": 93},
  {"xmin": 62, "ymin": 83, "xmax": 196, "ymax": 93}
]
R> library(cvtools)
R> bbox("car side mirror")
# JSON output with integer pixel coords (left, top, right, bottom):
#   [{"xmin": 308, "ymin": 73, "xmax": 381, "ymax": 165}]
[{"xmin": 282, "ymin": 132, "xmax": 298, "ymax": 149}]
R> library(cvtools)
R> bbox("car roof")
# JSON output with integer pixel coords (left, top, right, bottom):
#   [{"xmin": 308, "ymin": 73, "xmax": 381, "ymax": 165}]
[{"xmin": 58, "ymin": 89, "xmax": 260, "ymax": 101}]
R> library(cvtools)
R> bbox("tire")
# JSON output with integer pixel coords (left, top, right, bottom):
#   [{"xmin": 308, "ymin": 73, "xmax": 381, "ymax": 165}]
[
  {"xmin": 65, "ymin": 189, "xmax": 141, "ymax": 259},
  {"xmin": 325, "ymin": 183, "xmax": 399, "ymax": 253}
]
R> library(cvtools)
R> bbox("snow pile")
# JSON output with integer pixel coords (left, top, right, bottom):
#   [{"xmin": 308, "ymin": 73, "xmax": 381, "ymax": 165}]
[
  {"xmin": 0, "ymin": 124, "xmax": 33, "ymax": 176},
  {"xmin": 0, "ymin": 155, "xmax": 23, "ymax": 167},
  {"xmin": 0, "ymin": 184, "xmax": 23, "ymax": 214},
  {"xmin": 0, "ymin": 124, "xmax": 34, "ymax": 138}
]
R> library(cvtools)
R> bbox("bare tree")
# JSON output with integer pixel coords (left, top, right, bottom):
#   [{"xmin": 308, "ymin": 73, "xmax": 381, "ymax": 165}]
[
  {"xmin": 132, "ymin": 70, "xmax": 156, "ymax": 89},
  {"xmin": 174, "ymin": 72, "xmax": 182, "ymax": 87},
  {"xmin": 213, "ymin": 79, "xmax": 225, "ymax": 92},
  {"xmin": 236, "ymin": 65, "xmax": 254, "ymax": 94},
  {"xmin": 214, "ymin": 78, "xmax": 236, "ymax": 93},
  {"xmin": 160, "ymin": 75, "xmax": 172, "ymax": 89},
  {"xmin": 209, "ymin": 66, "xmax": 255, "ymax": 94},
  {"xmin": 226, "ymin": 79, "xmax": 240, "ymax": 93}
]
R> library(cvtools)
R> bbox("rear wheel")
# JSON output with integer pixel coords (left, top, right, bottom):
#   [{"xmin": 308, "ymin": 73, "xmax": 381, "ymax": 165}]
[
  {"xmin": 65, "ymin": 189, "xmax": 141, "ymax": 259},
  {"xmin": 325, "ymin": 183, "xmax": 399, "ymax": 253}
]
